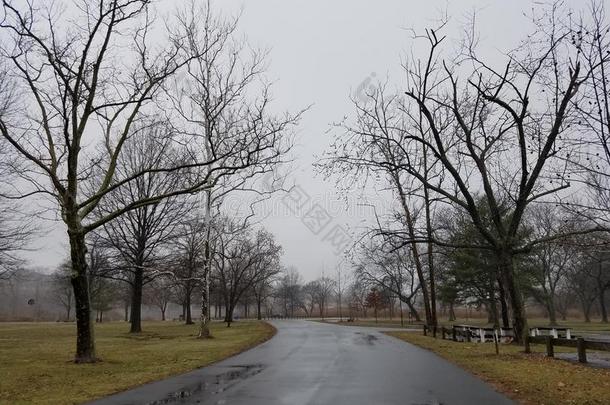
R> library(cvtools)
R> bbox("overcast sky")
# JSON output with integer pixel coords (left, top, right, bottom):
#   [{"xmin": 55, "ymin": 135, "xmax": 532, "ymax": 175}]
[{"xmin": 23, "ymin": 0, "xmax": 587, "ymax": 280}]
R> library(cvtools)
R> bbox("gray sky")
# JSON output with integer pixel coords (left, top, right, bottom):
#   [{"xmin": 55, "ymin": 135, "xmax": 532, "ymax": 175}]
[{"xmin": 24, "ymin": 0, "xmax": 585, "ymax": 280}]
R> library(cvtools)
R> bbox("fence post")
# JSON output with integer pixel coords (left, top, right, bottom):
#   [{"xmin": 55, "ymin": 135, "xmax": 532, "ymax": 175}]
[
  {"xmin": 577, "ymin": 338, "xmax": 587, "ymax": 363},
  {"xmin": 423, "ymin": 325, "xmax": 427, "ymax": 336},
  {"xmin": 452, "ymin": 326, "xmax": 457, "ymax": 342},
  {"xmin": 545, "ymin": 336, "xmax": 554, "ymax": 358}
]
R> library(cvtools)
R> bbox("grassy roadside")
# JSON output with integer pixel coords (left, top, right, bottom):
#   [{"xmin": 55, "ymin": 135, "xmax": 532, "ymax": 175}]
[
  {"xmin": 319, "ymin": 317, "xmax": 610, "ymax": 336},
  {"xmin": 0, "ymin": 320, "xmax": 275, "ymax": 405},
  {"xmin": 386, "ymin": 331, "xmax": 610, "ymax": 404}
]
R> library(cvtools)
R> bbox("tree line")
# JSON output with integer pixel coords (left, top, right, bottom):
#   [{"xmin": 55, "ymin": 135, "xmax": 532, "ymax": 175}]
[{"xmin": 0, "ymin": 0, "xmax": 302, "ymax": 362}]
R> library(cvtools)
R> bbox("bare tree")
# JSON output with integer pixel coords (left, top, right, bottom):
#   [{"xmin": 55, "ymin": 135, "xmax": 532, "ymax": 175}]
[
  {"xmin": 0, "ymin": 0, "xmax": 201, "ymax": 362},
  {"xmin": 144, "ymin": 277, "xmax": 174, "ymax": 321},
  {"xmin": 170, "ymin": 215, "xmax": 207, "ymax": 324},
  {"xmin": 352, "ymin": 237, "xmax": 422, "ymax": 322},
  {"xmin": 167, "ymin": 1, "xmax": 302, "ymax": 338},
  {"xmin": 324, "ymin": 5, "xmax": 610, "ymax": 344},
  {"xmin": 527, "ymin": 206, "xmax": 579, "ymax": 325},
  {"xmin": 213, "ymin": 219, "xmax": 282, "ymax": 326},
  {"xmin": 0, "ymin": 0, "xmax": 301, "ymax": 362},
  {"xmin": 312, "ymin": 276, "xmax": 335, "ymax": 319},
  {"xmin": 51, "ymin": 260, "xmax": 73, "ymax": 321},
  {"xmin": 95, "ymin": 127, "xmax": 192, "ymax": 333},
  {"xmin": 275, "ymin": 266, "xmax": 304, "ymax": 318}
]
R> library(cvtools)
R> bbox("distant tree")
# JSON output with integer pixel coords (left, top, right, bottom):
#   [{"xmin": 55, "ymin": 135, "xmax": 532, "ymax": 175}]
[
  {"xmin": 51, "ymin": 261, "xmax": 74, "ymax": 321},
  {"xmin": 313, "ymin": 277, "xmax": 336, "ymax": 319},
  {"xmin": 365, "ymin": 288, "xmax": 384, "ymax": 323},
  {"xmin": 214, "ymin": 220, "xmax": 282, "ymax": 326},
  {"xmin": 275, "ymin": 267, "xmax": 303, "ymax": 318},
  {"xmin": 95, "ymin": 128, "xmax": 192, "ymax": 333},
  {"xmin": 144, "ymin": 277, "xmax": 175, "ymax": 321}
]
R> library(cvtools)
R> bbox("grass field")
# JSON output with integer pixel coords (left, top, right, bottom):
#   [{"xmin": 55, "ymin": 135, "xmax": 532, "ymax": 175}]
[
  {"xmin": 387, "ymin": 331, "xmax": 610, "ymax": 404},
  {"xmin": 0, "ymin": 320, "xmax": 275, "ymax": 405}
]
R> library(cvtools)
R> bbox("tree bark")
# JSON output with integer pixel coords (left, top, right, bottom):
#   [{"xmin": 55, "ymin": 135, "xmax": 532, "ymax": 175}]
[
  {"xmin": 185, "ymin": 290, "xmax": 193, "ymax": 325},
  {"xmin": 198, "ymin": 190, "xmax": 212, "ymax": 338},
  {"xmin": 599, "ymin": 289, "xmax": 608, "ymax": 323},
  {"xmin": 498, "ymin": 251, "xmax": 528, "ymax": 346},
  {"xmin": 547, "ymin": 295, "xmax": 558, "ymax": 326},
  {"xmin": 68, "ymin": 228, "xmax": 97, "ymax": 363},
  {"xmin": 498, "ymin": 278, "xmax": 510, "ymax": 328},
  {"xmin": 129, "ymin": 267, "xmax": 144, "ymax": 333},
  {"xmin": 423, "ymin": 178, "xmax": 437, "ymax": 327}
]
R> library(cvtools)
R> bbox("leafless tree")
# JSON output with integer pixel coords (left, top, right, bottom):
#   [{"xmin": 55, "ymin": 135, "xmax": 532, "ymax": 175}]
[
  {"xmin": 312, "ymin": 276, "xmax": 336, "ymax": 319},
  {"xmin": 274, "ymin": 266, "xmax": 303, "ymax": 318},
  {"xmin": 94, "ymin": 126, "xmax": 193, "ymax": 333},
  {"xmin": 0, "ymin": 138, "xmax": 32, "ymax": 281},
  {"xmin": 213, "ymin": 218, "xmax": 282, "ymax": 326},
  {"xmin": 0, "ymin": 0, "xmax": 301, "ymax": 362},
  {"xmin": 144, "ymin": 276, "xmax": 174, "ymax": 321},
  {"xmin": 167, "ymin": 0, "xmax": 302, "ymax": 338},
  {"xmin": 323, "ymin": 5, "xmax": 610, "ymax": 344},
  {"xmin": 352, "ymin": 238, "xmax": 422, "ymax": 322},
  {"xmin": 526, "ymin": 206, "xmax": 579, "ymax": 325},
  {"xmin": 51, "ymin": 260, "xmax": 73, "ymax": 321},
  {"xmin": 170, "ymin": 215, "xmax": 207, "ymax": 324},
  {"xmin": 0, "ymin": 0, "xmax": 206, "ymax": 362}
]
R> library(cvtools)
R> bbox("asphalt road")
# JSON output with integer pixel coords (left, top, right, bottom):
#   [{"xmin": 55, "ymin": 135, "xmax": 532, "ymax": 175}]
[{"xmin": 88, "ymin": 320, "xmax": 513, "ymax": 405}]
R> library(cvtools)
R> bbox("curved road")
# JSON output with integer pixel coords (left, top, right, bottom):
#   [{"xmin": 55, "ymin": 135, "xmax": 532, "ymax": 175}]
[{"xmin": 89, "ymin": 320, "xmax": 513, "ymax": 405}]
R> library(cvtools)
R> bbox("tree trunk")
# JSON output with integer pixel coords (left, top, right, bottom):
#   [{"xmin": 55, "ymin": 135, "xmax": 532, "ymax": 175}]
[
  {"xmin": 68, "ymin": 229, "xmax": 97, "ymax": 363},
  {"xmin": 198, "ymin": 190, "xmax": 212, "ymax": 338},
  {"xmin": 124, "ymin": 303, "xmax": 129, "ymax": 322},
  {"xmin": 129, "ymin": 267, "xmax": 144, "ymax": 333},
  {"xmin": 583, "ymin": 300, "xmax": 592, "ymax": 323},
  {"xmin": 599, "ymin": 289, "xmax": 608, "ymax": 323},
  {"xmin": 423, "ymin": 180, "xmax": 437, "ymax": 327},
  {"xmin": 448, "ymin": 301, "xmax": 456, "ymax": 322},
  {"xmin": 498, "ymin": 278, "xmax": 510, "ymax": 328},
  {"xmin": 498, "ymin": 251, "xmax": 528, "ymax": 346},
  {"xmin": 394, "ymin": 176, "xmax": 433, "ymax": 326},
  {"xmin": 224, "ymin": 302, "xmax": 234, "ymax": 327},
  {"xmin": 547, "ymin": 295, "xmax": 558, "ymax": 326},
  {"xmin": 257, "ymin": 297, "xmax": 262, "ymax": 320},
  {"xmin": 185, "ymin": 291, "xmax": 193, "ymax": 325}
]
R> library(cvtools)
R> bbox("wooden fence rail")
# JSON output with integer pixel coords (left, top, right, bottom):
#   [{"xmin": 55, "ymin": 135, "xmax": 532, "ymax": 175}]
[
  {"xmin": 527, "ymin": 335, "xmax": 610, "ymax": 364},
  {"xmin": 422, "ymin": 324, "xmax": 610, "ymax": 364}
]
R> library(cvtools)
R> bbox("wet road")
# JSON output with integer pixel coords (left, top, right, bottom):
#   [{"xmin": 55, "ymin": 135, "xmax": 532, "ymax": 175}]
[{"xmin": 88, "ymin": 320, "xmax": 513, "ymax": 405}]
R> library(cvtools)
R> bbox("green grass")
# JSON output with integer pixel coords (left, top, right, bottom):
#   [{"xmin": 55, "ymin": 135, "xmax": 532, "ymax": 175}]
[
  {"xmin": 387, "ymin": 331, "xmax": 610, "ymax": 404},
  {"xmin": 0, "ymin": 320, "xmax": 275, "ymax": 405}
]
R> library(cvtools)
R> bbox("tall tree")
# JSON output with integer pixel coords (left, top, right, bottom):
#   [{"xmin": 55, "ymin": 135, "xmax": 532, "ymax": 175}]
[
  {"xmin": 168, "ymin": 1, "xmax": 302, "ymax": 338},
  {"xmin": 95, "ymin": 127, "xmax": 191, "ymax": 333}
]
